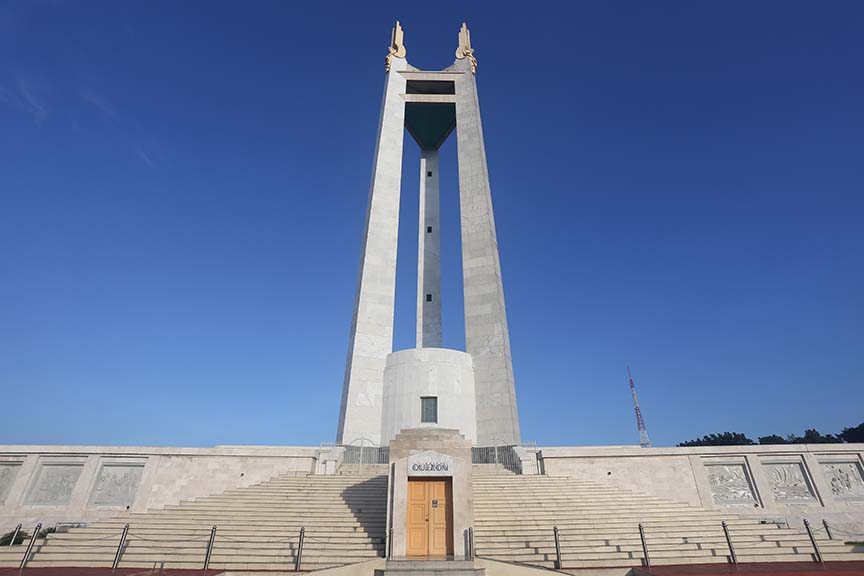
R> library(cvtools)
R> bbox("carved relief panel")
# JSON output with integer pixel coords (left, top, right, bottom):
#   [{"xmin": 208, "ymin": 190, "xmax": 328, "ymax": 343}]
[
  {"xmin": 821, "ymin": 461, "xmax": 864, "ymax": 500},
  {"xmin": 0, "ymin": 463, "xmax": 22, "ymax": 504},
  {"xmin": 764, "ymin": 462, "xmax": 816, "ymax": 501},
  {"xmin": 90, "ymin": 464, "xmax": 144, "ymax": 506},
  {"xmin": 705, "ymin": 463, "xmax": 757, "ymax": 505},
  {"xmin": 26, "ymin": 464, "xmax": 83, "ymax": 505}
]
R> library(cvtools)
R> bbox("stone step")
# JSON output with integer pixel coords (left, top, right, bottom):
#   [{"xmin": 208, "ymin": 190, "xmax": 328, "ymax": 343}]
[
  {"xmin": 0, "ymin": 547, "xmax": 380, "ymax": 561},
  {"xmin": 177, "ymin": 496, "xmax": 386, "ymax": 504},
  {"xmin": 474, "ymin": 511, "xmax": 732, "ymax": 521},
  {"xmin": 53, "ymin": 527, "xmax": 381, "ymax": 539},
  {"xmin": 475, "ymin": 533, "xmax": 838, "ymax": 547},
  {"xmin": 5, "ymin": 560, "xmax": 345, "ymax": 570},
  {"xmin": 384, "ymin": 559, "xmax": 477, "ymax": 569},
  {"xmin": 34, "ymin": 539, "xmax": 382, "ymax": 551},
  {"xmin": 1, "ymin": 471, "xmax": 388, "ymax": 570},
  {"xmin": 197, "ymin": 494, "xmax": 386, "ymax": 501},
  {"xmin": 169, "ymin": 505, "xmax": 382, "ymax": 512},
  {"xmin": 474, "ymin": 526, "xmax": 788, "ymax": 538},
  {"xmin": 471, "ymin": 473, "xmax": 864, "ymax": 569},
  {"xmin": 152, "ymin": 508, "xmax": 385, "ymax": 517},
  {"xmin": 473, "ymin": 520, "xmax": 768, "ymax": 532},
  {"xmin": 476, "ymin": 539, "xmax": 848, "ymax": 555},
  {"xmin": 10, "ymin": 557, "xmax": 372, "ymax": 569},
  {"xmin": 476, "ymin": 501, "xmax": 690, "ymax": 509},
  {"xmin": 89, "ymin": 518, "xmax": 386, "ymax": 527},
  {"xmin": 378, "ymin": 559, "xmax": 483, "ymax": 576}
]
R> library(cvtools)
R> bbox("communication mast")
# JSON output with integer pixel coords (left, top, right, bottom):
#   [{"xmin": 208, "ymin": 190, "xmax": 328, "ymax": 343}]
[{"xmin": 628, "ymin": 367, "xmax": 651, "ymax": 448}]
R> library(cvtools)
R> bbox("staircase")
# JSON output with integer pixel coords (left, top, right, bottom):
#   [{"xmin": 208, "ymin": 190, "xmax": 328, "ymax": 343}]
[
  {"xmin": 0, "ymin": 473, "xmax": 387, "ymax": 570},
  {"xmin": 473, "ymin": 475, "xmax": 864, "ymax": 570}
]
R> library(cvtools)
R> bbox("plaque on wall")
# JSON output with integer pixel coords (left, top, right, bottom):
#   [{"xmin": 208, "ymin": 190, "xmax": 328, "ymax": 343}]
[
  {"xmin": 764, "ymin": 462, "xmax": 816, "ymax": 501},
  {"xmin": 26, "ymin": 463, "xmax": 84, "ymax": 506},
  {"xmin": 705, "ymin": 463, "xmax": 757, "ymax": 505},
  {"xmin": 821, "ymin": 461, "xmax": 864, "ymax": 500},
  {"xmin": 408, "ymin": 451, "xmax": 454, "ymax": 476},
  {"xmin": 90, "ymin": 464, "xmax": 144, "ymax": 507}
]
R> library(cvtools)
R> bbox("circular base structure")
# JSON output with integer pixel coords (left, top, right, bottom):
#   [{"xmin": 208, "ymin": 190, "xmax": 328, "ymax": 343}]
[{"xmin": 381, "ymin": 348, "xmax": 477, "ymax": 445}]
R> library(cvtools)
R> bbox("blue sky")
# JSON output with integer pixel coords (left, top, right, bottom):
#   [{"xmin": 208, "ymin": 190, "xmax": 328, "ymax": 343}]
[{"xmin": 1, "ymin": 1, "xmax": 862, "ymax": 448}]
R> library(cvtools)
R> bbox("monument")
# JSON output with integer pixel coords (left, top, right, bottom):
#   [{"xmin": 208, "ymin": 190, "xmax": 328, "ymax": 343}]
[
  {"xmin": 1, "ymin": 21, "xmax": 863, "ymax": 573},
  {"xmin": 337, "ymin": 22, "xmax": 520, "ymax": 448}
]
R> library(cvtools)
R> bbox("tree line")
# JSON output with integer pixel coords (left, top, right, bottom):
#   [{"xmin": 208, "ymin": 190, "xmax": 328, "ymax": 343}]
[{"xmin": 678, "ymin": 421, "xmax": 864, "ymax": 447}]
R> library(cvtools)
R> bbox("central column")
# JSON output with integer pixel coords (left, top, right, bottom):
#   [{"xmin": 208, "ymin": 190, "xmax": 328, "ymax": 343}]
[{"xmin": 417, "ymin": 149, "xmax": 442, "ymax": 348}]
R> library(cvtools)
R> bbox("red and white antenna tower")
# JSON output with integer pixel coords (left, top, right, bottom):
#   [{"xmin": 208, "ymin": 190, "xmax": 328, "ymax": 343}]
[{"xmin": 628, "ymin": 366, "xmax": 651, "ymax": 448}]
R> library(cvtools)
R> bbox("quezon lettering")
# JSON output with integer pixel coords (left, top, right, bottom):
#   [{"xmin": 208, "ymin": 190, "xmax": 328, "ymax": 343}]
[{"xmin": 411, "ymin": 462, "xmax": 449, "ymax": 472}]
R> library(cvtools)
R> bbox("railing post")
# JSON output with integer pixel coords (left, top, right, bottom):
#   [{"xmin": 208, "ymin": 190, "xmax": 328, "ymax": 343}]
[
  {"xmin": 638, "ymin": 523, "xmax": 650, "ymax": 568},
  {"xmin": 388, "ymin": 528, "xmax": 393, "ymax": 559},
  {"xmin": 822, "ymin": 519, "xmax": 833, "ymax": 540},
  {"xmin": 112, "ymin": 523, "xmax": 129, "ymax": 570},
  {"xmin": 8, "ymin": 523, "xmax": 21, "ymax": 546},
  {"xmin": 19, "ymin": 522, "xmax": 41, "ymax": 570},
  {"xmin": 203, "ymin": 525, "xmax": 217, "ymax": 570},
  {"xmin": 721, "ymin": 521, "xmax": 737, "ymax": 565},
  {"xmin": 803, "ymin": 519, "xmax": 823, "ymax": 563},
  {"xmin": 553, "ymin": 525, "xmax": 562, "ymax": 569},
  {"xmin": 295, "ymin": 527, "xmax": 305, "ymax": 571},
  {"xmin": 469, "ymin": 527, "xmax": 475, "ymax": 559}
]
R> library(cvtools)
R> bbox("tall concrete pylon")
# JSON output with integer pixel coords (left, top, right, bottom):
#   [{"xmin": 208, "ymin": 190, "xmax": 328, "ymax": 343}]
[{"xmin": 337, "ymin": 22, "xmax": 520, "ymax": 447}]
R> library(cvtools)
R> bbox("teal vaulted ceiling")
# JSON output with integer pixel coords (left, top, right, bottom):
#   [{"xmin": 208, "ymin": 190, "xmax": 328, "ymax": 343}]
[{"xmin": 405, "ymin": 103, "xmax": 456, "ymax": 150}]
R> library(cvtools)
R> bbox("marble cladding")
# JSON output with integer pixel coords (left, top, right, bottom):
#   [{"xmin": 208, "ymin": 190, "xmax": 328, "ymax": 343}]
[
  {"xmin": 540, "ymin": 444, "xmax": 864, "ymax": 534},
  {"xmin": 2, "ymin": 443, "xmax": 863, "ymax": 537},
  {"xmin": 0, "ymin": 445, "xmax": 318, "ymax": 532},
  {"xmin": 0, "ymin": 463, "xmax": 21, "ymax": 504}
]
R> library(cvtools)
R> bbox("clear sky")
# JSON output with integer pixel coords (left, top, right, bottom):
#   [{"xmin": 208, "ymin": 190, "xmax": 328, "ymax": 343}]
[{"xmin": 1, "ymin": 1, "xmax": 862, "ymax": 448}]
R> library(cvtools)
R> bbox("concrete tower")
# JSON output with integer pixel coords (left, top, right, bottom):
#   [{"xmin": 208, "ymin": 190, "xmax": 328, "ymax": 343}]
[{"xmin": 337, "ymin": 22, "xmax": 520, "ymax": 447}]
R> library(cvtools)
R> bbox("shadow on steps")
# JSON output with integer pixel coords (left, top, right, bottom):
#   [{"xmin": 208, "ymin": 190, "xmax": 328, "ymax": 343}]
[{"xmin": 339, "ymin": 475, "xmax": 388, "ymax": 555}]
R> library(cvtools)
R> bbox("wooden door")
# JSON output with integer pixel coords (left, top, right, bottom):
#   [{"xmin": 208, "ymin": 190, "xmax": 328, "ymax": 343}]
[
  {"xmin": 406, "ymin": 478, "xmax": 453, "ymax": 557},
  {"xmin": 406, "ymin": 479, "xmax": 429, "ymax": 557}
]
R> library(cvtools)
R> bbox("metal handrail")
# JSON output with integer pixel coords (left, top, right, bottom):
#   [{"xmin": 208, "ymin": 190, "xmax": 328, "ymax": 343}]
[
  {"xmin": 112, "ymin": 524, "xmax": 129, "ymax": 570},
  {"xmin": 19, "ymin": 522, "xmax": 41, "ymax": 570},
  {"xmin": 553, "ymin": 525, "xmax": 562, "ymax": 569},
  {"xmin": 295, "ymin": 527, "xmax": 305, "ymax": 571},
  {"xmin": 638, "ymin": 523, "xmax": 650, "ymax": 568},
  {"xmin": 721, "ymin": 521, "xmax": 737, "ymax": 564},
  {"xmin": 823, "ymin": 519, "xmax": 834, "ymax": 540},
  {"xmin": 803, "ymin": 519, "xmax": 823, "ymax": 563},
  {"xmin": 203, "ymin": 525, "xmax": 217, "ymax": 570},
  {"xmin": 8, "ymin": 523, "xmax": 21, "ymax": 547}
]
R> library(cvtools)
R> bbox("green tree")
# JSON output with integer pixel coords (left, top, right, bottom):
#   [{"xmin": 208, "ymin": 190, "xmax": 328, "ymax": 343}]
[
  {"xmin": 839, "ymin": 422, "xmax": 864, "ymax": 443},
  {"xmin": 678, "ymin": 432, "xmax": 755, "ymax": 447},
  {"xmin": 792, "ymin": 428, "xmax": 842, "ymax": 444},
  {"xmin": 0, "ymin": 530, "xmax": 27, "ymax": 546},
  {"xmin": 758, "ymin": 434, "xmax": 788, "ymax": 445}
]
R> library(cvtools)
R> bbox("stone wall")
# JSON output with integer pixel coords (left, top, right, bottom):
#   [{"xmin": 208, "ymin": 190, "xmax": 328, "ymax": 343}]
[
  {"xmin": 4, "ymin": 442, "xmax": 862, "ymax": 541},
  {"xmin": 540, "ymin": 443, "xmax": 864, "ymax": 535},
  {"xmin": 0, "ymin": 445, "xmax": 317, "ymax": 532}
]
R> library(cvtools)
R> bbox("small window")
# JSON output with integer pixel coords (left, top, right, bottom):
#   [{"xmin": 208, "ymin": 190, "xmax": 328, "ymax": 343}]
[
  {"xmin": 421, "ymin": 397, "xmax": 438, "ymax": 423},
  {"xmin": 425, "ymin": 294, "xmax": 432, "ymax": 302},
  {"xmin": 427, "ymin": 171, "xmax": 432, "ymax": 177},
  {"xmin": 426, "ymin": 226, "xmax": 432, "ymax": 233}
]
